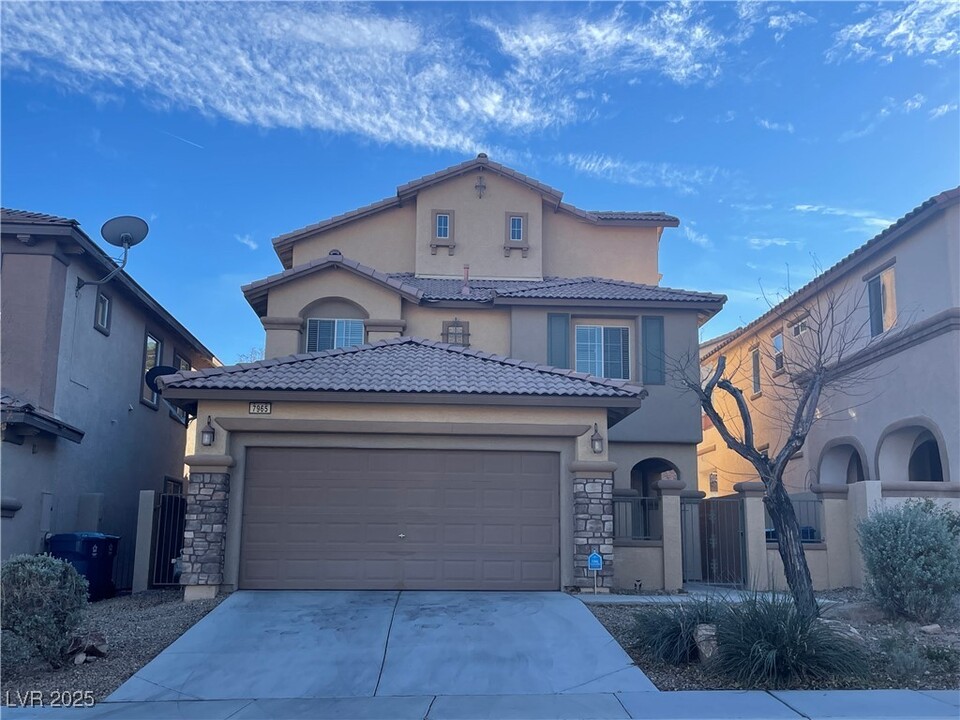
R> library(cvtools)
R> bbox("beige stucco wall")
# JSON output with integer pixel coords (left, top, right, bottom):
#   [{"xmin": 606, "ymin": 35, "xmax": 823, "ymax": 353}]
[
  {"xmin": 608, "ymin": 442, "xmax": 698, "ymax": 493},
  {"xmin": 415, "ymin": 173, "xmax": 544, "ymax": 279},
  {"xmin": 401, "ymin": 302, "xmax": 511, "ymax": 355},
  {"xmin": 613, "ymin": 544, "xmax": 664, "ymax": 591},
  {"xmin": 542, "ymin": 212, "xmax": 660, "ymax": 284},
  {"xmin": 291, "ymin": 203, "xmax": 417, "ymax": 272}
]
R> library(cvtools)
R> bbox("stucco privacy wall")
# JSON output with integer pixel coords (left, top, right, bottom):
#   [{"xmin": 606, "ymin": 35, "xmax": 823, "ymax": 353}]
[
  {"xmin": 290, "ymin": 203, "xmax": 417, "ymax": 272},
  {"xmin": 415, "ymin": 172, "xmax": 545, "ymax": 279},
  {"xmin": 542, "ymin": 211, "xmax": 661, "ymax": 285},
  {"xmin": 183, "ymin": 400, "xmax": 614, "ymax": 594}
]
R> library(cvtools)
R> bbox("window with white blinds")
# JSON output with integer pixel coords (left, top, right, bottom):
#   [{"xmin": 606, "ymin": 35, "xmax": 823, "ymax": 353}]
[
  {"xmin": 305, "ymin": 318, "xmax": 364, "ymax": 352},
  {"xmin": 575, "ymin": 325, "xmax": 630, "ymax": 379}
]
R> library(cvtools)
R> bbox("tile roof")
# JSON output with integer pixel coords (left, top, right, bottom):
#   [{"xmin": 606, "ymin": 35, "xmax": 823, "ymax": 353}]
[
  {"xmin": 702, "ymin": 186, "xmax": 960, "ymax": 361},
  {"xmin": 160, "ymin": 337, "xmax": 647, "ymax": 400},
  {"xmin": 1, "ymin": 208, "xmax": 77, "ymax": 226},
  {"xmin": 396, "ymin": 154, "xmax": 564, "ymax": 202},
  {"xmin": 557, "ymin": 203, "xmax": 680, "ymax": 227},
  {"xmin": 388, "ymin": 273, "xmax": 725, "ymax": 305}
]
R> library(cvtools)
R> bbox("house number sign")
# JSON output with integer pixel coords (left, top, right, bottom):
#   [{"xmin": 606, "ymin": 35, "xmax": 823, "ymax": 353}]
[{"xmin": 249, "ymin": 402, "xmax": 272, "ymax": 415}]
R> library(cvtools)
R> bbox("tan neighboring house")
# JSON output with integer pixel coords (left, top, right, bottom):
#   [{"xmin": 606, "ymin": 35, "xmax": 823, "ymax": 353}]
[
  {"xmin": 696, "ymin": 188, "xmax": 960, "ymax": 590},
  {"xmin": 1, "ymin": 209, "xmax": 218, "ymax": 588},
  {"xmin": 158, "ymin": 154, "xmax": 726, "ymax": 599}
]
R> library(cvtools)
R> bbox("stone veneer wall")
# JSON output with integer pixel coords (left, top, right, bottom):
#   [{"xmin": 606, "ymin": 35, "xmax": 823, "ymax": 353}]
[
  {"xmin": 180, "ymin": 472, "xmax": 230, "ymax": 587},
  {"xmin": 573, "ymin": 476, "xmax": 614, "ymax": 590}
]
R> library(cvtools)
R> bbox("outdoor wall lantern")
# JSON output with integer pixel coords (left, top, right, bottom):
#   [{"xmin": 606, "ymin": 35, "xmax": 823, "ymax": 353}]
[
  {"xmin": 590, "ymin": 423, "xmax": 604, "ymax": 454},
  {"xmin": 200, "ymin": 416, "xmax": 216, "ymax": 447}
]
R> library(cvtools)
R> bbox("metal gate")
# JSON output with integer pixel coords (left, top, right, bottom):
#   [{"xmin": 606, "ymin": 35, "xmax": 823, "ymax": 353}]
[
  {"xmin": 683, "ymin": 496, "xmax": 745, "ymax": 586},
  {"xmin": 151, "ymin": 493, "xmax": 186, "ymax": 586}
]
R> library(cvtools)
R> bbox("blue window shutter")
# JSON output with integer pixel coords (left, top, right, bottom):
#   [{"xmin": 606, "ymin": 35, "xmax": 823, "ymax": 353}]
[
  {"xmin": 642, "ymin": 316, "xmax": 665, "ymax": 385},
  {"xmin": 547, "ymin": 313, "xmax": 570, "ymax": 368}
]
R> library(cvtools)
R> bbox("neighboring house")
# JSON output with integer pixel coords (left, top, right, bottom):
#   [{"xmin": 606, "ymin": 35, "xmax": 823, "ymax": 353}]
[
  {"xmin": 1, "ymin": 209, "xmax": 218, "ymax": 588},
  {"xmin": 158, "ymin": 154, "xmax": 725, "ymax": 598},
  {"xmin": 697, "ymin": 188, "xmax": 959, "ymax": 498}
]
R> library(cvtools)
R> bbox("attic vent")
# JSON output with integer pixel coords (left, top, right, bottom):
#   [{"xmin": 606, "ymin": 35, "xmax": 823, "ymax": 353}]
[
  {"xmin": 328, "ymin": 249, "xmax": 342, "ymax": 257},
  {"xmin": 477, "ymin": 153, "xmax": 488, "ymax": 160}
]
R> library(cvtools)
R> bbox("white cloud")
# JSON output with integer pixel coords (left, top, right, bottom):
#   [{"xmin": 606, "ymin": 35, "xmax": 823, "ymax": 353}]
[
  {"xmin": 756, "ymin": 118, "xmax": 795, "ymax": 133},
  {"xmin": 683, "ymin": 223, "xmax": 712, "ymax": 249},
  {"xmin": 902, "ymin": 93, "xmax": 926, "ymax": 112},
  {"xmin": 666, "ymin": 113, "xmax": 685, "ymax": 124},
  {"xmin": 827, "ymin": 1, "xmax": 960, "ymax": 63},
  {"xmin": 747, "ymin": 237, "xmax": 801, "ymax": 250},
  {"xmin": 839, "ymin": 95, "xmax": 929, "ymax": 142},
  {"xmin": 235, "ymin": 234, "xmax": 258, "ymax": 251},
  {"xmin": 792, "ymin": 203, "xmax": 894, "ymax": 232},
  {"xmin": 714, "ymin": 110, "xmax": 737, "ymax": 124},
  {"xmin": 556, "ymin": 153, "xmax": 720, "ymax": 195},
  {"xmin": 767, "ymin": 10, "xmax": 816, "ymax": 43},
  {"xmin": 930, "ymin": 102, "xmax": 959, "ymax": 119}
]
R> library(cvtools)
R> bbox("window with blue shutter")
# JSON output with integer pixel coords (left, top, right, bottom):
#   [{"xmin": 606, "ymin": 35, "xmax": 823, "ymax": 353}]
[
  {"xmin": 642, "ymin": 316, "xmax": 664, "ymax": 385},
  {"xmin": 574, "ymin": 324, "xmax": 630, "ymax": 380},
  {"xmin": 306, "ymin": 318, "xmax": 364, "ymax": 352},
  {"xmin": 547, "ymin": 313, "xmax": 570, "ymax": 368}
]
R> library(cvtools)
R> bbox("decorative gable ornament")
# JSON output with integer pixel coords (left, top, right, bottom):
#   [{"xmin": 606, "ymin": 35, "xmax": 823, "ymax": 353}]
[{"xmin": 475, "ymin": 174, "xmax": 486, "ymax": 199}]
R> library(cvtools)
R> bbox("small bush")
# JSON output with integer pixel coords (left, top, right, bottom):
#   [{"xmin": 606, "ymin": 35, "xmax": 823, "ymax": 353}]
[
  {"xmin": 713, "ymin": 593, "xmax": 868, "ymax": 688},
  {"xmin": 858, "ymin": 499, "xmax": 960, "ymax": 622},
  {"xmin": 634, "ymin": 596, "xmax": 726, "ymax": 664},
  {"xmin": 878, "ymin": 635, "xmax": 929, "ymax": 681},
  {"xmin": 1, "ymin": 555, "xmax": 88, "ymax": 667}
]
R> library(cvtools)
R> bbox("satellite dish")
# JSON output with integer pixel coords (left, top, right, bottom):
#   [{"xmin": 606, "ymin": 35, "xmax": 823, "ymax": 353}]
[
  {"xmin": 101, "ymin": 215, "xmax": 149, "ymax": 248},
  {"xmin": 146, "ymin": 365, "xmax": 179, "ymax": 394}
]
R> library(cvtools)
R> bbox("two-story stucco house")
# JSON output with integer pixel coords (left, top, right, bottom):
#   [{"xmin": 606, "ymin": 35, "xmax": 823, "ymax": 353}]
[
  {"xmin": 1, "ymin": 209, "xmax": 218, "ymax": 589},
  {"xmin": 695, "ymin": 188, "xmax": 959, "ymax": 589},
  {"xmin": 158, "ymin": 155, "xmax": 725, "ymax": 599}
]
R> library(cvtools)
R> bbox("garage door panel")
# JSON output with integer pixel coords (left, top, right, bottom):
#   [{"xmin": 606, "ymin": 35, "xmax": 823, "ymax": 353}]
[{"xmin": 240, "ymin": 448, "xmax": 560, "ymax": 590}]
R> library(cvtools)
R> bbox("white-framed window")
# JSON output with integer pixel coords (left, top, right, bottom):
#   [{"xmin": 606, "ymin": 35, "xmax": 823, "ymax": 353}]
[
  {"xmin": 575, "ymin": 325, "xmax": 630, "ymax": 380},
  {"xmin": 141, "ymin": 332, "xmax": 162, "ymax": 407},
  {"xmin": 751, "ymin": 347, "xmax": 761, "ymax": 394},
  {"xmin": 792, "ymin": 319, "xmax": 808, "ymax": 337},
  {"xmin": 867, "ymin": 266, "xmax": 896, "ymax": 337},
  {"xmin": 772, "ymin": 332, "xmax": 784, "ymax": 371},
  {"xmin": 435, "ymin": 213, "xmax": 450, "ymax": 240},
  {"xmin": 306, "ymin": 318, "xmax": 364, "ymax": 352},
  {"xmin": 509, "ymin": 215, "xmax": 523, "ymax": 242},
  {"xmin": 94, "ymin": 292, "xmax": 111, "ymax": 335}
]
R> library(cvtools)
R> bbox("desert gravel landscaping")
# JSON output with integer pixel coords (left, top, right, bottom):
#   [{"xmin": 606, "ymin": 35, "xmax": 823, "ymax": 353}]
[
  {"xmin": 589, "ymin": 591, "xmax": 960, "ymax": 691},
  {"xmin": 1, "ymin": 589, "xmax": 223, "ymax": 701}
]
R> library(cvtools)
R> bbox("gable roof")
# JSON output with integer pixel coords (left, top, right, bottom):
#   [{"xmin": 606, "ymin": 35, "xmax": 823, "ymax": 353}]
[
  {"xmin": 701, "ymin": 187, "xmax": 960, "ymax": 361},
  {"xmin": 1, "ymin": 209, "xmax": 219, "ymax": 366},
  {"xmin": 159, "ymin": 337, "xmax": 647, "ymax": 423},
  {"xmin": 271, "ymin": 154, "xmax": 679, "ymax": 268}
]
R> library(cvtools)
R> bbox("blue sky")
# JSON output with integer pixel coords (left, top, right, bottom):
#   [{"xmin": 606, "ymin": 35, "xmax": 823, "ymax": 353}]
[{"xmin": 2, "ymin": 1, "xmax": 958, "ymax": 363}]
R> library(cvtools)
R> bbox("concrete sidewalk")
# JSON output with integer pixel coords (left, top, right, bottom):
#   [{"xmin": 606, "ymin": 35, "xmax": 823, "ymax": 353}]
[{"xmin": 4, "ymin": 689, "xmax": 958, "ymax": 719}]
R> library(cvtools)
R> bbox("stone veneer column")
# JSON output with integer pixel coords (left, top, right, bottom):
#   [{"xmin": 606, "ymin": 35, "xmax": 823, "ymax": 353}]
[
  {"xmin": 573, "ymin": 475, "xmax": 614, "ymax": 591},
  {"xmin": 181, "ymin": 471, "xmax": 230, "ymax": 601}
]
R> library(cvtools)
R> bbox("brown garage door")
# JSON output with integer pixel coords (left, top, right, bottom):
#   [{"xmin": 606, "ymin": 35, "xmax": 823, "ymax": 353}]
[{"xmin": 240, "ymin": 447, "xmax": 560, "ymax": 590}]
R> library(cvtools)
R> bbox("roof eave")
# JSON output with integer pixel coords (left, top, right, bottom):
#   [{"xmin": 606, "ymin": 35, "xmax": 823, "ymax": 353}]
[{"xmin": 1, "ymin": 409, "xmax": 85, "ymax": 444}]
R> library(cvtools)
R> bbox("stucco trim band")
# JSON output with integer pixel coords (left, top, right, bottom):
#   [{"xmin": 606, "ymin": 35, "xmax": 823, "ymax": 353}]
[
  {"xmin": 213, "ymin": 418, "xmax": 591, "ymax": 437},
  {"xmin": 881, "ymin": 481, "xmax": 960, "ymax": 498},
  {"xmin": 261, "ymin": 316, "xmax": 303, "ymax": 331},
  {"xmin": 185, "ymin": 454, "xmax": 236, "ymax": 469},
  {"xmin": 364, "ymin": 318, "xmax": 407, "ymax": 332}
]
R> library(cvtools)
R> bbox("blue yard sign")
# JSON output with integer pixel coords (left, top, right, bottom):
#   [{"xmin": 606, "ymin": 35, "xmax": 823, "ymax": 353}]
[{"xmin": 588, "ymin": 551, "xmax": 603, "ymax": 571}]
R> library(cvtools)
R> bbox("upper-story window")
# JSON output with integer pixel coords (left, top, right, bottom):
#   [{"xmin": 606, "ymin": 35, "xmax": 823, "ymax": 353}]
[
  {"xmin": 510, "ymin": 216, "xmax": 523, "ymax": 242},
  {"xmin": 171, "ymin": 352, "xmax": 191, "ymax": 424},
  {"xmin": 430, "ymin": 210, "xmax": 456, "ymax": 255},
  {"xmin": 94, "ymin": 291, "xmax": 112, "ymax": 335},
  {"xmin": 141, "ymin": 332, "xmax": 162, "ymax": 407},
  {"xmin": 441, "ymin": 319, "xmax": 470, "ymax": 347},
  {"xmin": 792, "ymin": 318, "xmax": 808, "ymax": 337},
  {"xmin": 867, "ymin": 265, "xmax": 896, "ymax": 336},
  {"xmin": 436, "ymin": 213, "xmax": 450, "ymax": 239},
  {"xmin": 306, "ymin": 318, "xmax": 364, "ymax": 352},
  {"xmin": 575, "ymin": 325, "xmax": 630, "ymax": 380},
  {"xmin": 772, "ymin": 332, "xmax": 784, "ymax": 372},
  {"xmin": 751, "ymin": 347, "xmax": 761, "ymax": 394}
]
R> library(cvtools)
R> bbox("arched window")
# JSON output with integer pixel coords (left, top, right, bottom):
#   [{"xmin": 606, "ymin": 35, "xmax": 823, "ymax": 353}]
[
  {"xmin": 908, "ymin": 433, "xmax": 944, "ymax": 482},
  {"xmin": 299, "ymin": 297, "xmax": 368, "ymax": 353}
]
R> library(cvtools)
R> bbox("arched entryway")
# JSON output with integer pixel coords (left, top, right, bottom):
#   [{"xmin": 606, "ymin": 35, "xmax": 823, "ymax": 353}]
[
  {"xmin": 877, "ymin": 420, "xmax": 949, "ymax": 483},
  {"xmin": 630, "ymin": 457, "xmax": 680, "ymax": 496},
  {"xmin": 818, "ymin": 441, "xmax": 867, "ymax": 485}
]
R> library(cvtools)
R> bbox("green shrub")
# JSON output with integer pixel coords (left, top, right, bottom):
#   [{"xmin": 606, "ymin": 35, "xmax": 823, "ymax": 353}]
[
  {"xmin": 634, "ymin": 596, "xmax": 726, "ymax": 664},
  {"xmin": 713, "ymin": 593, "xmax": 868, "ymax": 688},
  {"xmin": 858, "ymin": 499, "xmax": 960, "ymax": 622},
  {"xmin": 878, "ymin": 634, "xmax": 929, "ymax": 681},
  {"xmin": 1, "ymin": 555, "xmax": 88, "ymax": 667}
]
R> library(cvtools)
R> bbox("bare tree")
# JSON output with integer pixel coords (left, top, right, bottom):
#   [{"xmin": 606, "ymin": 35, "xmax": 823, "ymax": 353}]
[
  {"xmin": 677, "ymin": 269, "xmax": 892, "ymax": 619},
  {"xmin": 236, "ymin": 346, "xmax": 265, "ymax": 363}
]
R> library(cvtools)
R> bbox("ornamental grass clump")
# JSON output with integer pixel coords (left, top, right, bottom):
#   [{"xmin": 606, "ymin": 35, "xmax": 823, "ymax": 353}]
[
  {"xmin": 858, "ymin": 499, "xmax": 960, "ymax": 623},
  {"xmin": 633, "ymin": 596, "xmax": 726, "ymax": 664},
  {"xmin": 1, "ymin": 554, "xmax": 88, "ymax": 668},
  {"xmin": 712, "ymin": 593, "xmax": 868, "ymax": 688}
]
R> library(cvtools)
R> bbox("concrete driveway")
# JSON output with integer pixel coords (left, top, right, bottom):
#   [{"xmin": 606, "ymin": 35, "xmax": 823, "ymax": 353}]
[{"xmin": 108, "ymin": 591, "xmax": 654, "ymax": 702}]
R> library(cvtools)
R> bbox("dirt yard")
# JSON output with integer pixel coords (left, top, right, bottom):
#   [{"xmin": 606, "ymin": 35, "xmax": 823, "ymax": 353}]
[
  {"xmin": 1, "ymin": 589, "xmax": 223, "ymax": 702},
  {"xmin": 590, "ymin": 591, "xmax": 960, "ymax": 691}
]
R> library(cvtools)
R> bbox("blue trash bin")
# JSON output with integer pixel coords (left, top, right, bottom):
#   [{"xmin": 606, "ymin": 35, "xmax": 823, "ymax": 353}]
[{"xmin": 48, "ymin": 532, "xmax": 119, "ymax": 601}]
